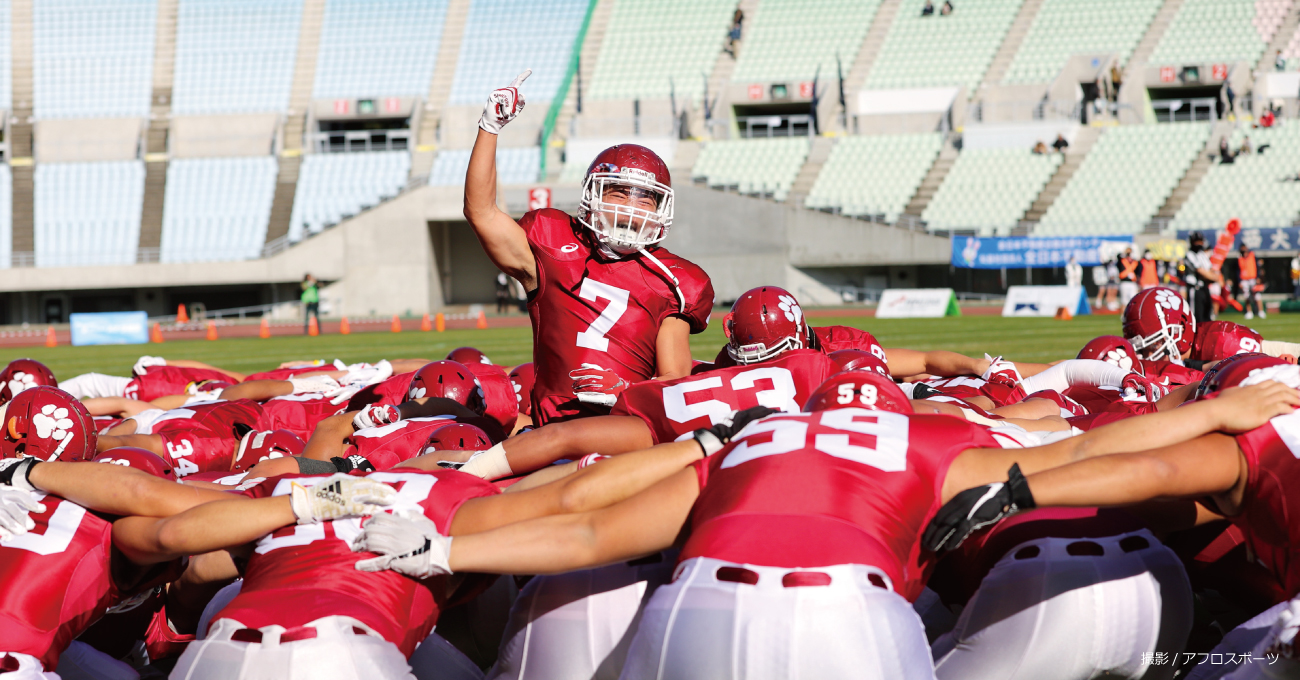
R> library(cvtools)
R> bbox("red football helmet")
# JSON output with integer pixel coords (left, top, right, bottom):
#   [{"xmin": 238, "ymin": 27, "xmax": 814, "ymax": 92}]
[
  {"xmin": 1194, "ymin": 354, "xmax": 1296, "ymax": 400},
  {"xmin": 421, "ymin": 422, "xmax": 492, "ymax": 456},
  {"xmin": 1122, "ymin": 287, "xmax": 1196, "ymax": 361},
  {"xmin": 233, "ymin": 429, "xmax": 307, "ymax": 471},
  {"xmin": 408, "ymin": 361, "xmax": 483, "ymax": 412},
  {"xmin": 804, "ymin": 372, "xmax": 913, "ymax": 415},
  {"xmin": 1, "ymin": 386, "xmax": 97, "ymax": 461},
  {"xmin": 0, "ymin": 359, "xmax": 58, "ymax": 405},
  {"xmin": 508, "ymin": 363, "xmax": 536, "ymax": 416},
  {"xmin": 578, "ymin": 144, "xmax": 673, "ymax": 255},
  {"xmin": 724, "ymin": 286, "xmax": 810, "ymax": 364},
  {"xmin": 828, "ymin": 349, "xmax": 890, "ymax": 377},
  {"xmin": 446, "ymin": 347, "xmax": 493, "ymax": 366},
  {"xmin": 1192, "ymin": 321, "xmax": 1264, "ymax": 362},
  {"xmin": 1077, "ymin": 336, "xmax": 1139, "ymax": 372},
  {"xmin": 93, "ymin": 447, "xmax": 174, "ymax": 479}
]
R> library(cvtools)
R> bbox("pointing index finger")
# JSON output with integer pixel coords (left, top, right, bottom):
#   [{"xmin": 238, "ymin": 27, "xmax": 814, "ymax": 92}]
[{"xmin": 510, "ymin": 69, "xmax": 533, "ymax": 88}]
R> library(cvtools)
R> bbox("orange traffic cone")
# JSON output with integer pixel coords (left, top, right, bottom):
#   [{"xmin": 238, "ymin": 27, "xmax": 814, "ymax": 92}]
[
  {"xmin": 150, "ymin": 322, "xmax": 164, "ymax": 344},
  {"xmin": 206, "ymin": 322, "xmax": 218, "ymax": 341},
  {"xmin": 391, "ymin": 315, "xmax": 402, "ymax": 333},
  {"xmin": 435, "ymin": 312, "xmax": 445, "ymax": 332},
  {"xmin": 1054, "ymin": 307, "xmax": 1073, "ymax": 321},
  {"xmin": 176, "ymin": 304, "xmax": 189, "ymax": 324},
  {"xmin": 476, "ymin": 311, "xmax": 488, "ymax": 330},
  {"xmin": 44, "ymin": 326, "xmax": 56, "ymax": 347},
  {"xmin": 259, "ymin": 317, "xmax": 270, "ymax": 339},
  {"xmin": 308, "ymin": 316, "xmax": 320, "ymax": 337},
  {"xmin": 339, "ymin": 317, "xmax": 351, "ymax": 335},
  {"xmin": 420, "ymin": 314, "xmax": 432, "ymax": 332}
]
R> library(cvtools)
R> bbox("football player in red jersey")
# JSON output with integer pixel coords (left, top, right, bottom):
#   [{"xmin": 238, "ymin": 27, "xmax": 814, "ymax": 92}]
[
  {"xmin": 464, "ymin": 72, "xmax": 714, "ymax": 438},
  {"xmin": 353, "ymin": 371, "xmax": 1293, "ymax": 680},
  {"xmin": 0, "ymin": 358, "xmax": 58, "ymax": 405}
]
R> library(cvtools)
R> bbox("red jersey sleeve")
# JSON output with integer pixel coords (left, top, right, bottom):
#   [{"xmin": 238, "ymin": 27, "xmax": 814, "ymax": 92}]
[
  {"xmin": 650, "ymin": 250, "xmax": 714, "ymax": 333},
  {"xmin": 812, "ymin": 325, "xmax": 885, "ymax": 358}
]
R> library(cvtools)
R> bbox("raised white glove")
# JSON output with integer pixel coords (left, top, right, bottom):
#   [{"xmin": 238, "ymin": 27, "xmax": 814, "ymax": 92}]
[
  {"xmin": 133, "ymin": 356, "xmax": 166, "ymax": 376},
  {"xmin": 352, "ymin": 511, "xmax": 452, "ymax": 579},
  {"xmin": 289, "ymin": 375, "xmax": 342, "ymax": 395},
  {"xmin": 1020, "ymin": 359, "xmax": 1129, "ymax": 394},
  {"xmin": 0, "ymin": 486, "xmax": 45, "ymax": 541},
  {"xmin": 339, "ymin": 360, "xmax": 393, "ymax": 388},
  {"xmin": 353, "ymin": 404, "xmax": 401, "ymax": 431},
  {"xmin": 289, "ymin": 473, "xmax": 396, "ymax": 524},
  {"xmin": 479, "ymin": 70, "xmax": 531, "ymax": 135}
]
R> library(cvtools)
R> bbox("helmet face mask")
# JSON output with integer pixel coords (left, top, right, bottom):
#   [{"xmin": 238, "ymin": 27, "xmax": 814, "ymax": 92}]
[
  {"xmin": 577, "ymin": 146, "xmax": 674, "ymax": 256},
  {"xmin": 1123, "ymin": 287, "xmax": 1195, "ymax": 361}
]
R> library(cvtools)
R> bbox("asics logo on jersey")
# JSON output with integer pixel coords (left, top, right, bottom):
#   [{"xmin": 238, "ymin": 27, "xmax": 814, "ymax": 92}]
[
  {"xmin": 561, "ymin": 243, "xmax": 580, "ymax": 253},
  {"xmin": 33, "ymin": 405, "xmax": 73, "ymax": 441}
]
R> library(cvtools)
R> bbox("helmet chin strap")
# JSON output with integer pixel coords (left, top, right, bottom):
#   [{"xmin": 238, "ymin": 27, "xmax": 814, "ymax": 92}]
[{"xmin": 637, "ymin": 247, "xmax": 687, "ymax": 312}]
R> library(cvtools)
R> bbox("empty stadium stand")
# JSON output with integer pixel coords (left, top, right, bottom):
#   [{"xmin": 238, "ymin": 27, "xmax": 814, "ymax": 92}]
[
  {"xmin": 0, "ymin": 165, "xmax": 11, "ymax": 268},
  {"xmin": 921, "ymin": 148, "xmax": 1061, "ymax": 234},
  {"xmin": 172, "ymin": 0, "xmax": 302, "ymax": 115},
  {"xmin": 691, "ymin": 137, "xmax": 810, "ymax": 202},
  {"xmin": 33, "ymin": 0, "xmax": 155, "ymax": 119},
  {"xmin": 1003, "ymin": 0, "xmax": 1162, "ymax": 84},
  {"xmin": 160, "ymin": 157, "xmax": 278, "ymax": 262},
  {"xmin": 34, "ymin": 161, "xmax": 145, "ymax": 267},
  {"xmin": 312, "ymin": 0, "xmax": 448, "ymax": 100},
  {"xmin": 0, "ymin": 0, "xmax": 12, "ymax": 113},
  {"xmin": 1148, "ymin": 0, "xmax": 1290, "ymax": 68},
  {"xmin": 804, "ymin": 133, "xmax": 942, "ymax": 222},
  {"xmin": 428, "ymin": 147, "xmax": 540, "ymax": 186},
  {"xmin": 287, "ymin": 151, "xmax": 410, "ymax": 242},
  {"xmin": 1283, "ymin": 20, "xmax": 1300, "ymax": 68},
  {"xmin": 587, "ymin": 0, "xmax": 735, "ymax": 102},
  {"xmin": 1171, "ymin": 125, "xmax": 1300, "ymax": 232},
  {"xmin": 865, "ymin": 0, "xmax": 1022, "ymax": 92},
  {"xmin": 731, "ymin": 0, "xmax": 880, "ymax": 84},
  {"xmin": 1036, "ymin": 123, "xmax": 1209, "ymax": 235},
  {"xmin": 447, "ymin": 0, "xmax": 588, "ymax": 105}
]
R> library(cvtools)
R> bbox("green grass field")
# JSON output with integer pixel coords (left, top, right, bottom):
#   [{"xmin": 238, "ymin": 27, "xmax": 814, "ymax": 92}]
[{"xmin": 14, "ymin": 311, "xmax": 1300, "ymax": 381}]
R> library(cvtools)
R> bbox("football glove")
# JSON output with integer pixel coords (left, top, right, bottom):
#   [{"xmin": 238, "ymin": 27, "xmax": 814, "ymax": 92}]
[
  {"xmin": 1121, "ymin": 373, "xmax": 1164, "ymax": 401},
  {"xmin": 289, "ymin": 473, "xmax": 395, "ymax": 524},
  {"xmin": 0, "ymin": 486, "xmax": 45, "ymax": 541},
  {"xmin": 981, "ymin": 354, "xmax": 1023, "ymax": 387},
  {"xmin": 570, "ymin": 363, "xmax": 628, "ymax": 408},
  {"xmin": 132, "ymin": 355, "xmax": 167, "ymax": 376},
  {"xmin": 0, "ymin": 457, "xmax": 40, "ymax": 492},
  {"xmin": 922, "ymin": 464, "xmax": 1036, "ymax": 552},
  {"xmin": 479, "ymin": 70, "xmax": 531, "ymax": 135},
  {"xmin": 353, "ymin": 404, "xmax": 401, "ymax": 431},
  {"xmin": 352, "ymin": 511, "xmax": 452, "ymax": 579},
  {"xmin": 289, "ymin": 375, "xmax": 342, "ymax": 395},
  {"xmin": 692, "ymin": 405, "xmax": 780, "ymax": 456},
  {"xmin": 331, "ymin": 454, "xmax": 377, "ymax": 474}
]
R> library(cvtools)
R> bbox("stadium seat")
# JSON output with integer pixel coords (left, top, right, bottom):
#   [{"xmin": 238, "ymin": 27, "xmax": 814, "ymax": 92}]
[
  {"xmin": 288, "ymin": 151, "xmax": 411, "ymax": 242},
  {"xmin": 922, "ymin": 148, "xmax": 1061, "ymax": 235},
  {"xmin": 313, "ymin": 0, "xmax": 449, "ymax": 100},
  {"xmin": 588, "ymin": 0, "xmax": 736, "ymax": 102},
  {"xmin": 447, "ymin": 0, "xmax": 588, "ymax": 106},
  {"xmin": 33, "ymin": 0, "xmax": 155, "ymax": 119},
  {"xmin": 160, "ymin": 157, "xmax": 278, "ymax": 263},
  {"xmin": 173, "ymin": 0, "xmax": 303, "ymax": 115},
  {"xmin": 0, "ymin": 165, "xmax": 11, "ymax": 268},
  {"xmin": 731, "ymin": 0, "xmax": 881, "ymax": 84},
  {"xmin": 1036, "ymin": 123, "xmax": 1210, "ymax": 235},
  {"xmin": 1003, "ymin": 0, "xmax": 1162, "ymax": 84},
  {"xmin": 1282, "ymin": 20, "xmax": 1300, "ymax": 69},
  {"xmin": 1148, "ymin": 0, "xmax": 1291, "ymax": 68},
  {"xmin": 34, "ymin": 161, "xmax": 145, "ymax": 267},
  {"xmin": 1171, "ymin": 125, "xmax": 1300, "ymax": 232},
  {"xmin": 804, "ymin": 133, "xmax": 943, "ymax": 223},
  {"xmin": 0, "ymin": 1, "xmax": 13, "ymax": 112},
  {"xmin": 428, "ymin": 147, "xmax": 540, "ymax": 186},
  {"xmin": 865, "ymin": 0, "xmax": 1022, "ymax": 92},
  {"xmin": 691, "ymin": 137, "xmax": 810, "ymax": 202}
]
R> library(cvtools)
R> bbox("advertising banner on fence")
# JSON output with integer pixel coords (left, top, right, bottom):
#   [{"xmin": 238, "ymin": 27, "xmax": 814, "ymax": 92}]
[
  {"xmin": 1175, "ymin": 226, "xmax": 1300, "ymax": 254},
  {"xmin": 70, "ymin": 312, "xmax": 149, "ymax": 346},
  {"xmin": 875, "ymin": 288, "xmax": 960, "ymax": 318},
  {"xmin": 1001, "ymin": 286, "xmax": 1091, "ymax": 317},
  {"xmin": 952, "ymin": 235, "xmax": 1133, "ymax": 269}
]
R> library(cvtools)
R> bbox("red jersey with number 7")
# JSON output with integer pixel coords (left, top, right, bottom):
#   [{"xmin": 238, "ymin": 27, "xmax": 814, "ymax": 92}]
[
  {"xmin": 520, "ymin": 209, "xmax": 714, "ymax": 427},
  {"xmin": 686, "ymin": 411, "xmax": 1000, "ymax": 601},
  {"xmin": 215, "ymin": 470, "xmax": 498, "ymax": 657},
  {"xmin": 612, "ymin": 349, "xmax": 838, "ymax": 444}
]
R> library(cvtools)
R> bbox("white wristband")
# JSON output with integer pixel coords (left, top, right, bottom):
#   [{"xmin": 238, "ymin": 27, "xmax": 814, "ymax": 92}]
[
  {"xmin": 1020, "ymin": 359, "xmax": 1127, "ymax": 394},
  {"xmin": 458, "ymin": 443, "xmax": 513, "ymax": 480}
]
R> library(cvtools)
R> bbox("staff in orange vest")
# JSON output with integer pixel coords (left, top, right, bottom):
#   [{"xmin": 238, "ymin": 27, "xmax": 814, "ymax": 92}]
[
  {"xmin": 1138, "ymin": 250, "xmax": 1160, "ymax": 289},
  {"xmin": 1238, "ymin": 242, "xmax": 1264, "ymax": 320},
  {"xmin": 1117, "ymin": 248, "xmax": 1140, "ymax": 307}
]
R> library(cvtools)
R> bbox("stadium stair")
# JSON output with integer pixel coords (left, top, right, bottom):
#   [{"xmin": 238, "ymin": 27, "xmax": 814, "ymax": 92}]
[
  {"xmin": 704, "ymin": 0, "xmax": 755, "ymax": 114},
  {"xmin": 549, "ymin": 0, "xmax": 614, "ymax": 177},
  {"xmin": 139, "ymin": 0, "xmax": 176, "ymax": 256},
  {"xmin": 834, "ymin": 0, "xmax": 900, "ymax": 122},
  {"xmin": 788, "ymin": 136, "xmax": 837, "ymax": 207},
  {"xmin": 282, "ymin": 0, "xmax": 325, "ymax": 159},
  {"xmin": 10, "ymin": 0, "xmax": 33, "ymax": 263},
  {"xmin": 1260, "ymin": 2, "xmax": 1300, "ymax": 71},
  {"xmin": 902, "ymin": 140, "xmax": 957, "ymax": 220},
  {"xmin": 1153, "ymin": 119, "xmax": 1231, "ymax": 228},
  {"xmin": 1117, "ymin": 0, "xmax": 1184, "ymax": 122},
  {"xmin": 264, "ymin": 156, "xmax": 299, "ymax": 245},
  {"xmin": 411, "ymin": 0, "xmax": 470, "ymax": 180},
  {"xmin": 138, "ymin": 159, "xmax": 167, "ymax": 255},
  {"xmin": 1021, "ymin": 126, "xmax": 1101, "ymax": 222},
  {"xmin": 978, "ymin": 0, "xmax": 1045, "ymax": 89}
]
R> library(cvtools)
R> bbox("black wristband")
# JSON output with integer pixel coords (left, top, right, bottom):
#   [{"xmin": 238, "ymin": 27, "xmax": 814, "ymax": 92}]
[
  {"xmin": 1006, "ymin": 463, "xmax": 1037, "ymax": 512},
  {"xmin": 0, "ymin": 458, "xmax": 39, "ymax": 492}
]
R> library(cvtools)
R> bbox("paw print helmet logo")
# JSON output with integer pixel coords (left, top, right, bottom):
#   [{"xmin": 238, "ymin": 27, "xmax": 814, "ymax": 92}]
[
  {"xmin": 1077, "ymin": 336, "xmax": 1138, "ymax": 372},
  {"xmin": 1, "ymin": 385, "xmax": 97, "ymax": 461},
  {"xmin": 723, "ymin": 286, "xmax": 811, "ymax": 365},
  {"xmin": 1122, "ymin": 287, "xmax": 1196, "ymax": 361},
  {"xmin": 408, "ymin": 360, "xmax": 485, "ymax": 413},
  {"xmin": 0, "ymin": 358, "xmax": 57, "ymax": 405}
]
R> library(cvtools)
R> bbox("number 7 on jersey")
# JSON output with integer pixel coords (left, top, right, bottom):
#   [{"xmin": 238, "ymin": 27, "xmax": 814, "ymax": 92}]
[{"xmin": 575, "ymin": 279, "xmax": 630, "ymax": 352}]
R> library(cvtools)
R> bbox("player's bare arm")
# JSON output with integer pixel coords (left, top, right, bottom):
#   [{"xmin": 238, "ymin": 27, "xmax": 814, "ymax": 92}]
[
  {"xmin": 23, "ymin": 460, "xmax": 234, "ymax": 517},
  {"xmin": 407, "ymin": 415, "xmax": 653, "ymax": 477},
  {"xmin": 81, "ymin": 396, "xmax": 157, "ymax": 418},
  {"xmin": 655, "ymin": 316, "xmax": 694, "ymax": 380}
]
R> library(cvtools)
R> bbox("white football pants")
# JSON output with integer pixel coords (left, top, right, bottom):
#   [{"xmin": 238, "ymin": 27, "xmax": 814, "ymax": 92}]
[
  {"xmin": 1187, "ymin": 596, "xmax": 1300, "ymax": 680},
  {"xmin": 0, "ymin": 652, "xmax": 60, "ymax": 680},
  {"xmin": 57, "ymin": 642, "xmax": 139, "ymax": 680}
]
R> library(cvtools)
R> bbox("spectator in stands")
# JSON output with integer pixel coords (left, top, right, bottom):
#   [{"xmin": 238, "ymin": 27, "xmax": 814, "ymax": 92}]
[
  {"xmin": 1052, "ymin": 134, "xmax": 1069, "ymax": 154},
  {"xmin": 725, "ymin": 8, "xmax": 744, "ymax": 56},
  {"xmin": 940, "ymin": 1, "xmax": 954, "ymax": 15},
  {"xmin": 1032, "ymin": 140, "xmax": 1049, "ymax": 155},
  {"xmin": 496, "ymin": 272, "xmax": 512, "ymax": 315},
  {"xmin": 1138, "ymin": 250, "xmax": 1160, "ymax": 290},
  {"xmin": 1278, "ymin": 50, "xmax": 1287, "ymax": 72},
  {"xmin": 1218, "ymin": 137, "xmax": 1236, "ymax": 164},
  {"xmin": 1259, "ymin": 107, "xmax": 1276, "ymax": 129},
  {"xmin": 1109, "ymin": 64, "xmax": 1123, "ymax": 102},
  {"xmin": 1238, "ymin": 242, "xmax": 1265, "ymax": 320},
  {"xmin": 1223, "ymin": 82, "xmax": 1236, "ymax": 119},
  {"xmin": 1239, "ymin": 136, "xmax": 1253, "ymax": 155},
  {"xmin": 1117, "ymin": 248, "xmax": 1139, "ymax": 308},
  {"xmin": 1065, "ymin": 255, "xmax": 1082, "ymax": 289},
  {"xmin": 300, "ymin": 273, "xmax": 319, "ymax": 334},
  {"xmin": 921, "ymin": 1, "xmax": 935, "ymax": 16}
]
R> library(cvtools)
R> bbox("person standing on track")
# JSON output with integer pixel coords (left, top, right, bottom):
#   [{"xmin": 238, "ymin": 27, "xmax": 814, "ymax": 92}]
[{"xmin": 1238, "ymin": 241, "xmax": 1264, "ymax": 320}]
